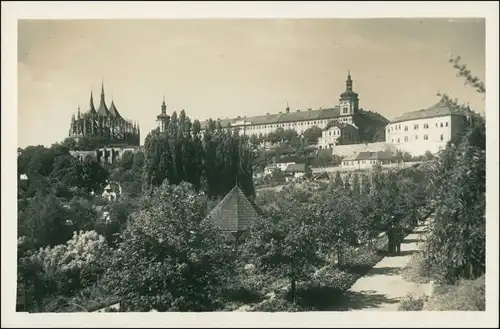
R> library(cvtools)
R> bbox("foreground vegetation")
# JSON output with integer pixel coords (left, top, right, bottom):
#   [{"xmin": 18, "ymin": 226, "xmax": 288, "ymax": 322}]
[{"xmin": 16, "ymin": 56, "xmax": 486, "ymax": 312}]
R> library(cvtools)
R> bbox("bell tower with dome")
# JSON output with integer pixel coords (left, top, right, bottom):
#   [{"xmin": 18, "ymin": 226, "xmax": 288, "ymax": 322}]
[{"xmin": 339, "ymin": 70, "xmax": 359, "ymax": 117}]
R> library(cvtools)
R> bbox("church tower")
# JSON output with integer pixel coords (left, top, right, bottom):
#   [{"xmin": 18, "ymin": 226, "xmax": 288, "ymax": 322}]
[
  {"xmin": 156, "ymin": 96, "xmax": 170, "ymax": 132},
  {"xmin": 339, "ymin": 70, "xmax": 359, "ymax": 117}
]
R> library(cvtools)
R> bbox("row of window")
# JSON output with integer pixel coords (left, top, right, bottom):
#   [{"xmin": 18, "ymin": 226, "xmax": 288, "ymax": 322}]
[
  {"xmin": 343, "ymin": 160, "xmax": 379, "ymax": 166},
  {"xmin": 388, "ymin": 121, "xmax": 449, "ymax": 133},
  {"xmin": 245, "ymin": 116, "xmax": 351, "ymax": 131},
  {"xmin": 392, "ymin": 134, "xmax": 444, "ymax": 143}
]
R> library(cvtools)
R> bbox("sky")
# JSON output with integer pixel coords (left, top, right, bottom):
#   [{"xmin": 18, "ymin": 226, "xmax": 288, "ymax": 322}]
[{"xmin": 17, "ymin": 18, "xmax": 485, "ymax": 148}]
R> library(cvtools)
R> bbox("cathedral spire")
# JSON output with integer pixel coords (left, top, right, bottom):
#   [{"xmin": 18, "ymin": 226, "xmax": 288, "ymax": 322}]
[
  {"xmin": 97, "ymin": 80, "xmax": 110, "ymax": 116},
  {"xmin": 89, "ymin": 90, "xmax": 96, "ymax": 113}
]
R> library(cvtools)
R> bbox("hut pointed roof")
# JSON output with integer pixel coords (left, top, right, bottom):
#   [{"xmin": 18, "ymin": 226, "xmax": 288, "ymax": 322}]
[{"xmin": 206, "ymin": 185, "xmax": 262, "ymax": 232}]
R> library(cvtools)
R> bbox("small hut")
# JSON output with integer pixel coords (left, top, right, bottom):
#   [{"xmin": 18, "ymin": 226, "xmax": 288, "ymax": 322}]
[{"xmin": 206, "ymin": 185, "xmax": 263, "ymax": 246}]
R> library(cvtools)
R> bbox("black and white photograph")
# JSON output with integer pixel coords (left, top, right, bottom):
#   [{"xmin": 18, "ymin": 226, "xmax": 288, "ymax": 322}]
[{"xmin": 2, "ymin": 1, "xmax": 498, "ymax": 328}]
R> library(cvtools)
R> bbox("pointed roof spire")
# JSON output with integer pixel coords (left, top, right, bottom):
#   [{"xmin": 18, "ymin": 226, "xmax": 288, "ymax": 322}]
[
  {"xmin": 77, "ymin": 105, "xmax": 81, "ymax": 117},
  {"xmin": 97, "ymin": 79, "xmax": 110, "ymax": 117},
  {"xmin": 348, "ymin": 69, "xmax": 351, "ymax": 79},
  {"xmin": 89, "ymin": 90, "xmax": 96, "ymax": 113}
]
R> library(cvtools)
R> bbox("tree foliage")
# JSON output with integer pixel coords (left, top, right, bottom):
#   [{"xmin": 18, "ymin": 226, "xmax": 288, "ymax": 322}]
[
  {"xmin": 423, "ymin": 55, "xmax": 486, "ymax": 284},
  {"xmin": 143, "ymin": 113, "xmax": 255, "ymax": 199},
  {"xmin": 106, "ymin": 182, "xmax": 236, "ymax": 311}
]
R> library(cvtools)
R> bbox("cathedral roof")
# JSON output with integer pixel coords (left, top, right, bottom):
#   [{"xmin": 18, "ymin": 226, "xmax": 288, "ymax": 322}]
[
  {"xmin": 108, "ymin": 100, "xmax": 122, "ymax": 119},
  {"xmin": 97, "ymin": 99, "xmax": 110, "ymax": 117}
]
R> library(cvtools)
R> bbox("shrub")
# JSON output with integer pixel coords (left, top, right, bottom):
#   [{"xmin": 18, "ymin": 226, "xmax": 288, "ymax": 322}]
[
  {"xmin": 423, "ymin": 275, "xmax": 485, "ymax": 311},
  {"xmin": 398, "ymin": 293, "xmax": 427, "ymax": 311}
]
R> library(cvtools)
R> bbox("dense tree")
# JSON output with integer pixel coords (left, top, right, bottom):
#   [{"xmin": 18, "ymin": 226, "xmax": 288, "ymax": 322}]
[
  {"xmin": 422, "ymin": 56, "xmax": 486, "ymax": 285},
  {"xmin": 302, "ymin": 126, "xmax": 323, "ymax": 145},
  {"xmin": 143, "ymin": 112, "xmax": 254, "ymax": 199},
  {"xmin": 18, "ymin": 231, "xmax": 111, "ymax": 312},
  {"xmin": 243, "ymin": 195, "xmax": 324, "ymax": 304},
  {"xmin": 106, "ymin": 182, "xmax": 236, "ymax": 311}
]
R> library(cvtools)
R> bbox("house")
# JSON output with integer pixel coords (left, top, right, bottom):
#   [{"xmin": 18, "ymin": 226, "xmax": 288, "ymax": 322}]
[
  {"xmin": 283, "ymin": 163, "xmax": 311, "ymax": 181},
  {"xmin": 385, "ymin": 100, "xmax": 469, "ymax": 156},
  {"xmin": 101, "ymin": 182, "xmax": 122, "ymax": 202},
  {"xmin": 317, "ymin": 122, "xmax": 360, "ymax": 149},
  {"xmin": 341, "ymin": 151, "xmax": 401, "ymax": 170},
  {"xmin": 206, "ymin": 185, "xmax": 263, "ymax": 241},
  {"xmin": 263, "ymin": 162, "xmax": 295, "ymax": 176}
]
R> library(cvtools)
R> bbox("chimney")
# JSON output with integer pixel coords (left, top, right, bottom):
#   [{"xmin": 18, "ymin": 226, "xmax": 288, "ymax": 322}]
[{"xmin": 297, "ymin": 110, "xmax": 300, "ymax": 112}]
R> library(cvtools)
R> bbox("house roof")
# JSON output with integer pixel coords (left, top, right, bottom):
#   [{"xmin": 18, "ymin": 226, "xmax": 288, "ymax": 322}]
[
  {"xmin": 391, "ymin": 101, "xmax": 465, "ymax": 124},
  {"xmin": 206, "ymin": 185, "xmax": 263, "ymax": 232},
  {"xmin": 324, "ymin": 121, "xmax": 356, "ymax": 131},
  {"xmin": 284, "ymin": 163, "xmax": 308, "ymax": 172},
  {"xmin": 200, "ymin": 106, "xmax": 342, "ymax": 130}
]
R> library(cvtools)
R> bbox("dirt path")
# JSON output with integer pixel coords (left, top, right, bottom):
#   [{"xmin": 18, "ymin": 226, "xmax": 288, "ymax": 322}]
[{"xmin": 339, "ymin": 222, "xmax": 430, "ymax": 311}]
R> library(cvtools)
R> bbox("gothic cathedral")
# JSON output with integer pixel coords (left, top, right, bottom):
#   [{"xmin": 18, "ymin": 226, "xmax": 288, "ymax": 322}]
[{"xmin": 68, "ymin": 83, "xmax": 140, "ymax": 146}]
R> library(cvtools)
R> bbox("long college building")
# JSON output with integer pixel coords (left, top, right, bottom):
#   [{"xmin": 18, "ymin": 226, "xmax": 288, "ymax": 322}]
[{"xmin": 198, "ymin": 72, "xmax": 360, "ymax": 136}]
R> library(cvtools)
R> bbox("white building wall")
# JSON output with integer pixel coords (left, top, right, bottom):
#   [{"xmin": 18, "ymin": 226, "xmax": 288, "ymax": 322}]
[
  {"xmin": 385, "ymin": 115, "xmax": 459, "ymax": 156},
  {"xmin": 201, "ymin": 114, "xmax": 355, "ymax": 137}
]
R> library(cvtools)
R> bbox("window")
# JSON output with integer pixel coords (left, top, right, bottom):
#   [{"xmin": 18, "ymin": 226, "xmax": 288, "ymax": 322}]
[
  {"xmin": 404, "ymin": 136, "xmax": 408, "ymax": 142},
  {"xmin": 440, "ymin": 134, "xmax": 444, "ymax": 141},
  {"xmin": 415, "ymin": 135, "xmax": 418, "ymax": 140},
  {"xmin": 440, "ymin": 122, "xmax": 443, "ymax": 127},
  {"xmin": 424, "ymin": 135, "xmax": 428, "ymax": 140},
  {"xmin": 392, "ymin": 138, "xmax": 394, "ymax": 143},
  {"xmin": 343, "ymin": 107, "xmax": 348, "ymax": 114},
  {"xmin": 445, "ymin": 121, "xmax": 449, "ymax": 127},
  {"xmin": 404, "ymin": 126, "xmax": 408, "ymax": 131},
  {"xmin": 424, "ymin": 123, "xmax": 429, "ymax": 129},
  {"xmin": 397, "ymin": 138, "xmax": 400, "ymax": 143},
  {"xmin": 414, "ymin": 124, "xmax": 419, "ymax": 130},
  {"xmin": 435, "ymin": 123, "xmax": 438, "ymax": 127}
]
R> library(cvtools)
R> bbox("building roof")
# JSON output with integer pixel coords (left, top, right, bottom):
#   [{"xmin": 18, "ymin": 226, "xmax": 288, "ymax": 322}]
[
  {"xmin": 108, "ymin": 101, "xmax": 122, "ymax": 119},
  {"xmin": 206, "ymin": 185, "xmax": 263, "ymax": 232},
  {"xmin": 391, "ymin": 101, "xmax": 464, "ymax": 124},
  {"xmin": 200, "ymin": 106, "xmax": 342, "ymax": 130},
  {"xmin": 284, "ymin": 163, "xmax": 308, "ymax": 173},
  {"xmin": 345, "ymin": 151, "xmax": 399, "ymax": 161},
  {"xmin": 324, "ymin": 121, "xmax": 355, "ymax": 131}
]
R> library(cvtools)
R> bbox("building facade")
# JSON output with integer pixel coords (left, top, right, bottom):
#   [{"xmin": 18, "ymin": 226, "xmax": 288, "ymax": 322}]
[
  {"xmin": 317, "ymin": 122, "xmax": 360, "ymax": 149},
  {"xmin": 68, "ymin": 83, "xmax": 141, "ymax": 146},
  {"xmin": 385, "ymin": 101, "xmax": 468, "ymax": 156},
  {"xmin": 198, "ymin": 71, "xmax": 360, "ymax": 136},
  {"xmin": 341, "ymin": 151, "xmax": 401, "ymax": 170}
]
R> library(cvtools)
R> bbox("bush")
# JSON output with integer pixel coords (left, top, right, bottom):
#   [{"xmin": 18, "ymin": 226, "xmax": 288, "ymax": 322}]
[
  {"xmin": 423, "ymin": 275, "xmax": 485, "ymax": 311},
  {"xmin": 313, "ymin": 266, "xmax": 358, "ymax": 292},
  {"xmin": 398, "ymin": 293, "xmax": 427, "ymax": 311}
]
